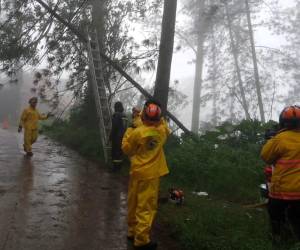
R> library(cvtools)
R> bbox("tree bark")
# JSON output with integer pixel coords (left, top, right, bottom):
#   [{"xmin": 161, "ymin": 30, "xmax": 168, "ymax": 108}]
[
  {"xmin": 153, "ymin": 0, "xmax": 177, "ymax": 114},
  {"xmin": 224, "ymin": 1, "xmax": 251, "ymax": 120},
  {"xmin": 245, "ymin": 0, "xmax": 265, "ymax": 122}
]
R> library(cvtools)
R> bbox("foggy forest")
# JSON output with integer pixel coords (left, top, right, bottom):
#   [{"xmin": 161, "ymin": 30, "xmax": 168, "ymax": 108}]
[{"xmin": 0, "ymin": 0, "xmax": 300, "ymax": 250}]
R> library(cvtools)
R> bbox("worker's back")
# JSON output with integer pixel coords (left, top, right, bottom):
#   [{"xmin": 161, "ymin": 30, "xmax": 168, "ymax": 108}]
[
  {"xmin": 261, "ymin": 130, "xmax": 300, "ymax": 200},
  {"xmin": 122, "ymin": 119, "xmax": 169, "ymax": 180}
]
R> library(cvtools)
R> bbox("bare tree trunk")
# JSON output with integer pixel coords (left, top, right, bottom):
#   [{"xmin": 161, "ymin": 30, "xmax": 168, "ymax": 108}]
[
  {"xmin": 154, "ymin": 0, "xmax": 177, "ymax": 114},
  {"xmin": 229, "ymin": 89, "xmax": 235, "ymax": 122},
  {"xmin": 191, "ymin": 37, "xmax": 205, "ymax": 133},
  {"xmin": 191, "ymin": 0, "xmax": 205, "ymax": 133},
  {"xmin": 211, "ymin": 28, "xmax": 218, "ymax": 125},
  {"xmin": 245, "ymin": 0, "xmax": 265, "ymax": 122},
  {"xmin": 224, "ymin": 1, "xmax": 251, "ymax": 120}
]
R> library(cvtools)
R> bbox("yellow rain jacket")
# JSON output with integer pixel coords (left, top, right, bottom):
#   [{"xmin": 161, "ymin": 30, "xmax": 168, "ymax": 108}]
[
  {"xmin": 20, "ymin": 107, "xmax": 47, "ymax": 130},
  {"xmin": 122, "ymin": 119, "xmax": 170, "ymax": 180},
  {"xmin": 122, "ymin": 119, "xmax": 170, "ymax": 247},
  {"xmin": 132, "ymin": 114, "xmax": 143, "ymax": 128},
  {"xmin": 261, "ymin": 130, "xmax": 300, "ymax": 200},
  {"xmin": 20, "ymin": 107, "xmax": 47, "ymax": 153}
]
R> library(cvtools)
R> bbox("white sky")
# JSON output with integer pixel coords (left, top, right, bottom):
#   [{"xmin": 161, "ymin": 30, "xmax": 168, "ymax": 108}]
[
  {"xmin": 164, "ymin": 0, "xmax": 298, "ymax": 129},
  {"xmin": 3, "ymin": 0, "xmax": 297, "ymax": 129}
]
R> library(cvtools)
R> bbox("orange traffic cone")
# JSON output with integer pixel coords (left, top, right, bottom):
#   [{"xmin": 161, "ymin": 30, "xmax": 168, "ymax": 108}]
[{"xmin": 2, "ymin": 118, "xmax": 9, "ymax": 129}]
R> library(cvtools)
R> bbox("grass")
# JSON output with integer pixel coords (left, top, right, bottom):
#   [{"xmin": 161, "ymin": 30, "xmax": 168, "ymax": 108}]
[
  {"xmin": 158, "ymin": 192, "xmax": 300, "ymax": 250},
  {"xmin": 158, "ymin": 120, "xmax": 300, "ymax": 250},
  {"xmin": 43, "ymin": 118, "xmax": 300, "ymax": 250},
  {"xmin": 158, "ymin": 194, "xmax": 272, "ymax": 250}
]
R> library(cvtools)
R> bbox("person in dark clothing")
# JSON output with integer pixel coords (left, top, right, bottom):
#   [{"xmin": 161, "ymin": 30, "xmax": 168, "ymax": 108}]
[{"xmin": 110, "ymin": 101, "xmax": 128, "ymax": 171}]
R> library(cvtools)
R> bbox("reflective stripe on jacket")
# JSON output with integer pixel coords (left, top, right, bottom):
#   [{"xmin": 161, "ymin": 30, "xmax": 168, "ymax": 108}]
[
  {"xmin": 261, "ymin": 130, "xmax": 300, "ymax": 200},
  {"xmin": 122, "ymin": 119, "xmax": 170, "ymax": 180}
]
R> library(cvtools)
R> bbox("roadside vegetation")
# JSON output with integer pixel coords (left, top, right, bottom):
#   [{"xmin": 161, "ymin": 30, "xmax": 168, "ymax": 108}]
[
  {"xmin": 42, "ymin": 101, "xmax": 104, "ymax": 162},
  {"xmin": 160, "ymin": 120, "xmax": 290, "ymax": 250},
  {"xmin": 43, "ymin": 112, "xmax": 300, "ymax": 250}
]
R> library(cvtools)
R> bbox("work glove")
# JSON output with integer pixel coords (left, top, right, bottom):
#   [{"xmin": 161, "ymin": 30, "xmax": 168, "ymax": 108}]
[{"xmin": 18, "ymin": 126, "xmax": 22, "ymax": 133}]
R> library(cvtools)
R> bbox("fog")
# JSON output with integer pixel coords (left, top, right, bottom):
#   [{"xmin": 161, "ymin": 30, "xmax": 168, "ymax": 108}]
[{"xmin": 0, "ymin": 0, "xmax": 299, "ymax": 132}]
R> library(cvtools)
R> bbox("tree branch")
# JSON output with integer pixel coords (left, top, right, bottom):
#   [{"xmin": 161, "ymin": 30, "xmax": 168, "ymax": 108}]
[{"xmin": 35, "ymin": 0, "xmax": 192, "ymax": 134}]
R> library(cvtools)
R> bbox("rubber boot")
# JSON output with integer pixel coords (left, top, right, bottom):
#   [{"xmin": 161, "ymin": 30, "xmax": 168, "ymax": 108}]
[
  {"xmin": 26, "ymin": 152, "xmax": 33, "ymax": 157},
  {"xmin": 134, "ymin": 242, "xmax": 157, "ymax": 250}
]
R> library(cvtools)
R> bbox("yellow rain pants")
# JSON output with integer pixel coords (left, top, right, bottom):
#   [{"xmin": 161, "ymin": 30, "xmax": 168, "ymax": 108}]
[
  {"xmin": 127, "ymin": 177, "xmax": 160, "ymax": 247},
  {"xmin": 122, "ymin": 119, "xmax": 170, "ymax": 247},
  {"xmin": 24, "ymin": 129, "xmax": 38, "ymax": 153},
  {"xmin": 20, "ymin": 107, "xmax": 47, "ymax": 153}
]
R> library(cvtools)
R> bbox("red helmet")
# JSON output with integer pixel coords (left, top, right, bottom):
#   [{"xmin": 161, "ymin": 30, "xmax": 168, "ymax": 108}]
[
  {"xmin": 279, "ymin": 105, "xmax": 300, "ymax": 129},
  {"xmin": 143, "ymin": 102, "xmax": 161, "ymax": 122}
]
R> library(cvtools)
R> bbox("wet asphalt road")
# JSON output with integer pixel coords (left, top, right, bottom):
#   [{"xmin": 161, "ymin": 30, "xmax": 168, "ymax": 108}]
[{"xmin": 0, "ymin": 129, "xmax": 128, "ymax": 250}]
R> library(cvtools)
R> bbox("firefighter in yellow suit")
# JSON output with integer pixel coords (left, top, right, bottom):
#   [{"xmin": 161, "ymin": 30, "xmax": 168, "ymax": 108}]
[
  {"xmin": 122, "ymin": 100, "xmax": 170, "ymax": 250},
  {"xmin": 261, "ymin": 105, "xmax": 300, "ymax": 241},
  {"xmin": 18, "ymin": 97, "xmax": 49, "ymax": 157}
]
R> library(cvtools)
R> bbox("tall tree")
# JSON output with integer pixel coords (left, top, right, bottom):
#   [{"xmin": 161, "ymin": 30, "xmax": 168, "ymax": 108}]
[
  {"xmin": 224, "ymin": 0, "xmax": 250, "ymax": 120},
  {"xmin": 210, "ymin": 27, "xmax": 218, "ymax": 125},
  {"xmin": 245, "ymin": 0, "xmax": 265, "ymax": 122},
  {"xmin": 154, "ymin": 0, "xmax": 177, "ymax": 113},
  {"xmin": 271, "ymin": 1, "xmax": 300, "ymax": 107},
  {"xmin": 191, "ymin": 0, "xmax": 206, "ymax": 133},
  {"xmin": 180, "ymin": 0, "xmax": 219, "ymax": 132}
]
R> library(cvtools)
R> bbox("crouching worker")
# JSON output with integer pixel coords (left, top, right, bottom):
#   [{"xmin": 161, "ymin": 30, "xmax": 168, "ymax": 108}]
[
  {"xmin": 261, "ymin": 105, "xmax": 300, "ymax": 241},
  {"xmin": 122, "ymin": 100, "xmax": 170, "ymax": 250},
  {"xmin": 18, "ymin": 97, "xmax": 50, "ymax": 157}
]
